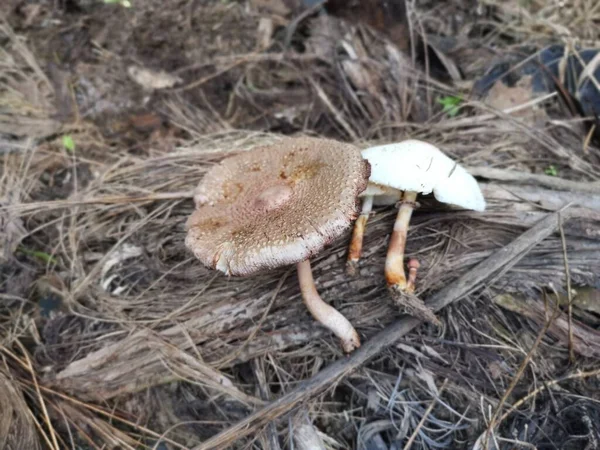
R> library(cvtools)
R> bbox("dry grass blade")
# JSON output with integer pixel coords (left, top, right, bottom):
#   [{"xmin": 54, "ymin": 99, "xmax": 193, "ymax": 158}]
[
  {"xmin": 12, "ymin": 340, "xmax": 60, "ymax": 450},
  {"xmin": 0, "ymin": 20, "xmax": 59, "ymax": 140},
  {"xmin": 3, "ymin": 191, "xmax": 195, "ymax": 215},
  {"xmin": 402, "ymin": 378, "xmax": 449, "ymax": 450},
  {"xmin": 558, "ymin": 213, "xmax": 575, "ymax": 363},
  {"xmin": 0, "ymin": 370, "xmax": 41, "ymax": 450},
  {"xmin": 291, "ymin": 410, "xmax": 326, "ymax": 450}
]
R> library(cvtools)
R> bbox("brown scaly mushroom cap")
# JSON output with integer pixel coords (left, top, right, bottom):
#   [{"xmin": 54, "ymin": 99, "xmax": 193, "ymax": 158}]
[{"xmin": 185, "ymin": 137, "xmax": 370, "ymax": 276}]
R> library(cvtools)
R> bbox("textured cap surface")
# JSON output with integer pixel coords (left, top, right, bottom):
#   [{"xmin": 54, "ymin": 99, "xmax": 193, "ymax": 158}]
[
  {"xmin": 361, "ymin": 139, "xmax": 486, "ymax": 211},
  {"xmin": 185, "ymin": 137, "xmax": 370, "ymax": 276}
]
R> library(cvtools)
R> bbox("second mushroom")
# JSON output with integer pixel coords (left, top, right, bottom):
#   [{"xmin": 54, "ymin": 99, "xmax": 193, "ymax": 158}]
[
  {"xmin": 346, "ymin": 139, "xmax": 486, "ymax": 322},
  {"xmin": 185, "ymin": 137, "xmax": 370, "ymax": 353}
]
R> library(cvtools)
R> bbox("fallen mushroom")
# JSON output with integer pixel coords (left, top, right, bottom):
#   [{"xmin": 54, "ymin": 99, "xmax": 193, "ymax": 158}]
[
  {"xmin": 346, "ymin": 139, "xmax": 485, "ymax": 321},
  {"xmin": 185, "ymin": 137, "xmax": 370, "ymax": 352}
]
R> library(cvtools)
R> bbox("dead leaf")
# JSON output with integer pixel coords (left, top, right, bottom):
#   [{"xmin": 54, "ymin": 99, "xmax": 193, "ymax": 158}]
[
  {"xmin": 257, "ymin": 17, "xmax": 274, "ymax": 50},
  {"xmin": 127, "ymin": 66, "xmax": 182, "ymax": 90},
  {"xmin": 487, "ymin": 361, "xmax": 504, "ymax": 380},
  {"xmin": 483, "ymin": 75, "xmax": 548, "ymax": 126},
  {"xmin": 250, "ymin": 0, "xmax": 291, "ymax": 17}
]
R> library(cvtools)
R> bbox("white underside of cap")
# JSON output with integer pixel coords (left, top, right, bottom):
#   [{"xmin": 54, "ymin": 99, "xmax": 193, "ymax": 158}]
[
  {"xmin": 360, "ymin": 184, "xmax": 401, "ymax": 206},
  {"xmin": 361, "ymin": 140, "xmax": 486, "ymax": 211}
]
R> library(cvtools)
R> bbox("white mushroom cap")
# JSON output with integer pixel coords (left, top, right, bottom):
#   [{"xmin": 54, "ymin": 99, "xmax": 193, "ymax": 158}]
[{"xmin": 360, "ymin": 139, "xmax": 486, "ymax": 211}]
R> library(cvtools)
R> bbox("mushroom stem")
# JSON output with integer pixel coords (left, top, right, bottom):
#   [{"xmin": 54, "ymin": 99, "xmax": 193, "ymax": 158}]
[
  {"xmin": 296, "ymin": 259, "xmax": 361, "ymax": 353},
  {"xmin": 346, "ymin": 195, "xmax": 374, "ymax": 276},
  {"xmin": 384, "ymin": 190, "xmax": 418, "ymax": 290},
  {"xmin": 406, "ymin": 258, "xmax": 420, "ymax": 293}
]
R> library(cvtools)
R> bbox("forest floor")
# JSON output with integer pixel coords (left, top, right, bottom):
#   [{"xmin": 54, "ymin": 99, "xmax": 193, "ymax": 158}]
[{"xmin": 1, "ymin": 0, "xmax": 600, "ymax": 449}]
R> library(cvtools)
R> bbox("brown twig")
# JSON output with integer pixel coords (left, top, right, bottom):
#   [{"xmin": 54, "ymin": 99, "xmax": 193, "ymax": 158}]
[{"xmin": 191, "ymin": 206, "xmax": 573, "ymax": 450}]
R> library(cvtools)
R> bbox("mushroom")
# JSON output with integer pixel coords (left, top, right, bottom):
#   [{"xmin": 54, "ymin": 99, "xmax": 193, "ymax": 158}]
[
  {"xmin": 346, "ymin": 139, "xmax": 485, "ymax": 321},
  {"xmin": 185, "ymin": 137, "xmax": 370, "ymax": 352}
]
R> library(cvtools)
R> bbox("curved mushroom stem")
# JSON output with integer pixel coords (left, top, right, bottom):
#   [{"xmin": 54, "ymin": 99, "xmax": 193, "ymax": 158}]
[
  {"xmin": 384, "ymin": 190, "xmax": 418, "ymax": 290},
  {"xmin": 346, "ymin": 195, "xmax": 374, "ymax": 276},
  {"xmin": 296, "ymin": 259, "xmax": 360, "ymax": 353}
]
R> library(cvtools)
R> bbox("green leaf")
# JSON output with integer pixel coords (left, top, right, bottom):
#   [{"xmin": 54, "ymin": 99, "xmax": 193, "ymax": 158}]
[
  {"xmin": 18, "ymin": 247, "xmax": 58, "ymax": 265},
  {"xmin": 544, "ymin": 165, "xmax": 558, "ymax": 176},
  {"xmin": 437, "ymin": 95, "xmax": 462, "ymax": 117},
  {"xmin": 62, "ymin": 135, "xmax": 75, "ymax": 152}
]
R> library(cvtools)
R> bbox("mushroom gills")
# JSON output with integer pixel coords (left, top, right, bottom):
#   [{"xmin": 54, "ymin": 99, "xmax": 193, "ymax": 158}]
[{"xmin": 297, "ymin": 259, "xmax": 360, "ymax": 353}]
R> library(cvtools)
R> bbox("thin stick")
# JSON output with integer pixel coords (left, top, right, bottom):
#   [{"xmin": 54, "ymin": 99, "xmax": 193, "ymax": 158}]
[
  {"xmin": 497, "ymin": 368, "xmax": 600, "ymax": 425},
  {"xmin": 467, "ymin": 166, "xmax": 600, "ymax": 194},
  {"xmin": 191, "ymin": 206, "xmax": 573, "ymax": 450},
  {"xmin": 171, "ymin": 53, "xmax": 261, "ymax": 92},
  {"xmin": 346, "ymin": 195, "xmax": 374, "ymax": 275},
  {"xmin": 558, "ymin": 213, "xmax": 575, "ymax": 363},
  {"xmin": 6, "ymin": 191, "xmax": 194, "ymax": 214}
]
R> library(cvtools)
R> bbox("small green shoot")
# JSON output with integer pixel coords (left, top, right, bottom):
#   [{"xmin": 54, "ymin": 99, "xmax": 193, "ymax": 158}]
[
  {"xmin": 62, "ymin": 135, "xmax": 75, "ymax": 153},
  {"xmin": 437, "ymin": 95, "xmax": 462, "ymax": 117},
  {"xmin": 544, "ymin": 165, "xmax": 558, "ymax": 176},
  {"xmin": 104, "ymin": 0, "xmax": 132, "ymax": 7},
  {"xmin": 18, "ymin": 246, "xmax": 58, "ymax": 265}
]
